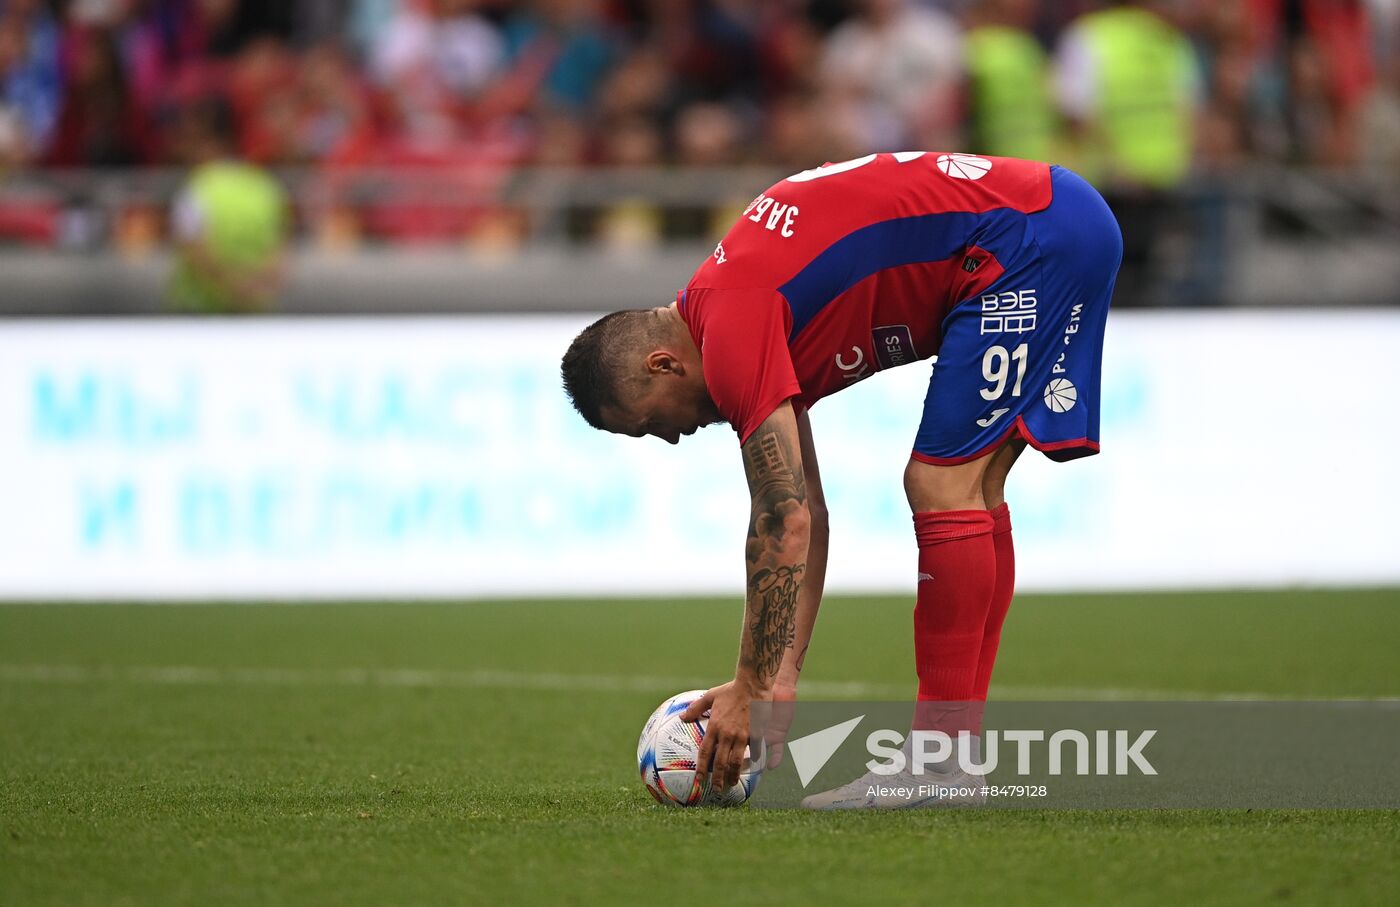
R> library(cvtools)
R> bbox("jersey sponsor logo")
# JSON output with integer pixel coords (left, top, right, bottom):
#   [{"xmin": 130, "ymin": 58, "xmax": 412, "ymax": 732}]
[
  {"xmin": 980, "ymin": 289, "xmax": 1037, "ymax": 335},
  {"xmin": 834, "ymin": 345, "xmax": 871, "ymax": 384},
  {"xmin": 976, "ymin": 407, "xmax": 1011, "ymax": 428},
  {"xmin": 1051, "ymin": 303, "xmax": 1084, "ymax": 375},
  {"xmin": 1044, "ymin": 378, "xmax": 1077, "ymax": 413},
  {"xmin": 743, "ymin": 193, "xmax": 799, "ymax": 237},
  {"xmin": 962, "ymin": 255, "xmax": 983, "ymax": 273},
  {"xmin": 713, "ymin": 242, "xmax": 727, "ymax": 264},
  {"xmin": 917, "ymin": 572, "xmax": 935, "ymax": 583},
  {"xmin": 872, "ymin": 325, "xmax": 916, "ymax": 370},
  {"xmin": 936, "ymin": 153, "xmax": 993, "ymax": 180}
]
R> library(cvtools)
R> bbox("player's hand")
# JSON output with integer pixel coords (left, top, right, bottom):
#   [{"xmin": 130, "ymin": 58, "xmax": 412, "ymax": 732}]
[{"xmin": 682, "ymin": 680, "xmax": 762, "ymax": 792}]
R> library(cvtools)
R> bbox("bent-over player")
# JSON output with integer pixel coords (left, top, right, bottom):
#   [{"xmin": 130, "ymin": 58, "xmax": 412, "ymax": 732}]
[{"xmin": 561, "ymin": 152, "xmax": 1121, "ymax": 808}]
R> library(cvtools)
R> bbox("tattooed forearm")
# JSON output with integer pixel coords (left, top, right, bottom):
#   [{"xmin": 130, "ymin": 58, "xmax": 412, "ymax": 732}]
[
  {"xmin": 747, "ymin": 564, "xmax": 805, "ymax": 681},
  {"xmin": 743, "ymin": 427, "xmax": 806, "ymax": 513},
  {"xmin": 736, "ymin": 406, "xmax": 811, "ymax": 689},
  {"xmin": 743, "ymin": 422, "xmax": 808, "ymax": 566}
]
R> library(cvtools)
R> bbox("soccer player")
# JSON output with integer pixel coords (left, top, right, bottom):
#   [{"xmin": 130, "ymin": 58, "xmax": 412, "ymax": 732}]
[{"xmin": 560, "ymin": 152, "xmax": 1121, "ymax": 808}]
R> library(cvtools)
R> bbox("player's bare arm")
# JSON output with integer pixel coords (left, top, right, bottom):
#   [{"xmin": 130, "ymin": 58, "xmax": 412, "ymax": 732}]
[
  {"xmin": 689, "ymin": 401, "xmax": 811, "ymax": 791},
  {"xmin": 776, "ymin": 408, "xmax": 827, "ymax": 688},
  {"xmin": 765, "ymin": 407, "xmax": 828, "ymax": 766}
]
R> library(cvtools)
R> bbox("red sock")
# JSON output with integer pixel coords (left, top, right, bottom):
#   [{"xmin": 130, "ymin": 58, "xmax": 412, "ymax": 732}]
[
  {"xmin": 912, "ymin": 510, "xmax": 996, "ymax": 720},
  {"xmin": 974, "ymin": 503, "xmax": 1015, "ymax": 701}
]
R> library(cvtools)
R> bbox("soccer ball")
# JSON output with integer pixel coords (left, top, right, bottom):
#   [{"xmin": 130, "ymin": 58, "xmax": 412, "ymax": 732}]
[{"xmin": 636, "ymin": 689, "xmax": 764, "ymax": 807}]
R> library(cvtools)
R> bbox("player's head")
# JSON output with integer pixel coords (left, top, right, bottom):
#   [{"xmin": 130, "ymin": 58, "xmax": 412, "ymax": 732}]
[{"xmin": 561, "ymin": 308, "xmax": 720, "ymax": 444}]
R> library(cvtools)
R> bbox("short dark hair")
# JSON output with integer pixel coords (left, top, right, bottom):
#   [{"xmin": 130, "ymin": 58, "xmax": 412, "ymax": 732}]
[{"xmin": 560, "ymin": 310, "xmax": 657, "ymax": 429}]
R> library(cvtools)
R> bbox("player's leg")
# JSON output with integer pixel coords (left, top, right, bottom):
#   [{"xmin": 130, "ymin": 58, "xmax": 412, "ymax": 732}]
[
  {"xmin": 961, "ymin": 164, "xmax": 1119, "ymax": 699},
  {"xmin": 904, "ymin": 164, "xmax": 1118, "ymax": 716},
  {"xmin": 903, "ymin": 452, "xmax": 998, "ymax": 711},
  {"xmin": 981, "ymin": 437, "xmax": 1026, "ymax": 510},
  {"xmin": 804, "ymin": 165, "xmax": 1119, "ymax": 810},
  {"xmin": 976, "ymin": 438, "xmax": 1026, "ymax": 700},
  {"xmin": 802, "ymin": 453, "xmax": 1001, "ymax": 810}
]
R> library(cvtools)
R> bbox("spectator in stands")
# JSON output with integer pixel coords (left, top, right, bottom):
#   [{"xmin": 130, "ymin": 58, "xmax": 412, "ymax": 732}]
[
  {"xmin": 296, "ymin": 41, "xmax": 377, "ymax": 164},
  {"xmin": 595, "ymin": 113, "xmax": 664, "ymax": 251},
  {"xmin": 0, "ymin": 0, "xmax": 62, "ymax": 163},
  {"xmin": 0, "ymin": 12, "xmax": 30, "ymax": 166},
  {"xmin": 227, "ymin": 36, "xmax": 298, "ymax": 162},
  {"xmin": 371, "ymin": 0, "xmax": 507, "ymax": 145},
  {"xmin": 1179, "ymin": 1, "xmax": 1253, "ymax": 308},
  {"xmin": 535, "ymin": 112, "xmax": 586, "ymax": 166},
  {"xmin": 503, "ymin": 0, "xmax": 618, "ymax": 114},
  {"xmin": 227, "ymin": 37, "xmax": 377, "ymax": 166},
  {"xmin": 673, "ymin": 99, "xmax": 752, "ymax": 236},
  {"xmin": 764, "ymin": 91, "xmax": 834, "ymax": 168},
  {"xmin": 1278, "ymin": 0, "xmax": 1375, "ymax": 165},
  {"xmin": 600, "ymin": 114, "xmax": 663, "ymax": 168},
  {"xmin": 45, "ymin": 24, "xmax": 149, "ymax": 166},
  {"xmin": 1360, "ymin": 36, "xmax": 1400, "ymax": 171},
  {"xmin": 1053, "ymin": 0, "xmax": 1201, "ymax": 306},
  {"xmin": 349, "ymin": 0, "xmax": 400, "ymax": 61},
  {"xmin": 1188, "ymin": 1, "xmax": 1252, "ymax": 163},
  {"xmin": 963, "ymin": 0, "xmax": 1059, "ymax": 161},
  {"xmin": 167, "ymin": 99, "xmax": 289, "ymax": 313},
  {"xmin": 673, "ymin": 100, "xmax": 745, "ymax": 166},
  {"xmin": 596, "ymin": 45, "xmax": 671, "ymax": 125},
  {"xmin": 818, "ymin": 0, "xmax": 964, "ymax": 152},
  {"xmin": 657, "ymin": 0, "xmax": 766, "ymax": 109}
]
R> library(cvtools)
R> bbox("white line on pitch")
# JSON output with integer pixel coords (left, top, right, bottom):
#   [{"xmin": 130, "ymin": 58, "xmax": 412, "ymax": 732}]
[{"xmin": 0, "ymin": 663, "xmax": 1394, "ymax": 702}]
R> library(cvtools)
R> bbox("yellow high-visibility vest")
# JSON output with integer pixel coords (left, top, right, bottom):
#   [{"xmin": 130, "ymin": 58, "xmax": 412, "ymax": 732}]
[
  {"xmin": 967, "ymin": 25, "xmax": 1058, "ymax": 163},
  {"xmin": 1078, "ymin": 7, "xmax": 1196, "ymax": 188}
]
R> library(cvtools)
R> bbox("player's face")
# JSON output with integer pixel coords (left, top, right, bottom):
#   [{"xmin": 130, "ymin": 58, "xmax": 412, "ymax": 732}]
[{"xmin": 601, "ymin": 373, "xmax": 721, "ymax": 445}]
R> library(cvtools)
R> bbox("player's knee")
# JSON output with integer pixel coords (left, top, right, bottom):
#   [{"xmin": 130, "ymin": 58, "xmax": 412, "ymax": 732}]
[{"xmin": 904, "ymin": 458, "xmax": 987, "ymax": 513}]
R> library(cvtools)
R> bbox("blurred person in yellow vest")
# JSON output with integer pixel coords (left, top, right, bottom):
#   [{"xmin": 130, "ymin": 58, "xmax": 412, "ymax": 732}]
[
  {"xmin": 1053, "ymin": 1, "xmax": 1201, "ymax": 305},
  {"xmin": 167, "ymin": 99, "xmax": 289, "ymax": 313},
  {"xmin": 964, "ymin": 0, "xmax": 1060, "ymax": 162}
]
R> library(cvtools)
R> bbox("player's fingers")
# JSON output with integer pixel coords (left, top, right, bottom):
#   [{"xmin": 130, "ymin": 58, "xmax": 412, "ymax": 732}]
[
  {"xmin": 694, "ymin": 728, "xmax": 715, "ymax": 785},
  {"xmin": 712, "ymin": 735, "xmax": 733, "ymax": 791},
  {"xmin": 681, "ymin": 689, "xmax": 715, "ymax": 722},
  {"xmin": 721, "ymin": 732, "xmax": 743, "ymax": 790},
  {"xmin": 767, "ymin": 740, "xmax": 784, "ymax": 769}
]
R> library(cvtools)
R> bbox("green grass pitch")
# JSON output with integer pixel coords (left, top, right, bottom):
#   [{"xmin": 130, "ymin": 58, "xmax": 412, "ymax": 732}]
[{"xmin": 3, "ymin": 589, "xmax": 1399, "ymax": 905}]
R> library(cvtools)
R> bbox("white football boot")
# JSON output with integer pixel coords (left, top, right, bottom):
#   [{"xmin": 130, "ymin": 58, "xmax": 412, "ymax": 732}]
[
  {"xmin": 801, "ymin": 731, "xmax": 989, "ymax": 810},
  {"xmin": 800, "ymin": 766, "xmax": 987, "ymax": 810}
]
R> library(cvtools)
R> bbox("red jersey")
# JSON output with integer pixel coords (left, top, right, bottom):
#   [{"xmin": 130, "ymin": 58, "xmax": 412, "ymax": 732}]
[{"xmin": 678, "ymin": 152, "xmax": 1052, "ymax": 443}]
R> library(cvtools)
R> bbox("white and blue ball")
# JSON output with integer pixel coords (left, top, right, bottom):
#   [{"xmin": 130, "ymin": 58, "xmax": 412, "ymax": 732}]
[{"xmin": 637, "ymin": 689, "xmax": 764, "ymax": 807}]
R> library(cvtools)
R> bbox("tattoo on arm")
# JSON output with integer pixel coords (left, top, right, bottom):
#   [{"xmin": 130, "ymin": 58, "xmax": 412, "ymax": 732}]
[
  {"xmin": 739, "ymin": 411, "xmax": 809, "ymax": 684},
  {"xmin": 742, "ymin": 421, "xmax": 807, "ymax": 555},
  {"xmin": 748, "ymin": 565, "xmax": 804, "ymax": 679}
]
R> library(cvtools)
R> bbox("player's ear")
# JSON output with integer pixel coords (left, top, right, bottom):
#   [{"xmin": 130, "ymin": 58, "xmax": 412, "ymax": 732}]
[{"xmin": 644, "ymin": 349, "xmax": 684, "ymax": 376}]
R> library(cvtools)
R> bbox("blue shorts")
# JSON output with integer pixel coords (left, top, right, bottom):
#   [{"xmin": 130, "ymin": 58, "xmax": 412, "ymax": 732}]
[{"xmin": 913, "ymin": 166, "xmax": 1122, "ymax": 464}]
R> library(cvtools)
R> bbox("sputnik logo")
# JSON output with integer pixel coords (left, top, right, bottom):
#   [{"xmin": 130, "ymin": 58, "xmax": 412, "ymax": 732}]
[{"xmin": 784, "ymin": 715, "xmax": 865, "ymax": 787}]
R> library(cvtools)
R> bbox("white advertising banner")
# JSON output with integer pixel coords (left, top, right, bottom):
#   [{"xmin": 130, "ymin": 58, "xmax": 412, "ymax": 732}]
[{"xmin": 0, "ymin": 312, "xmax": 1395, "ymax": 599}]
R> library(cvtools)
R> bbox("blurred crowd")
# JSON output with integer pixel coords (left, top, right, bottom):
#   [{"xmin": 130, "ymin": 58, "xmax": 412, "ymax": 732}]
[
  {"xmin": 1, "ymin": 0, "xmax": 1398, "ymax": 308},
  {"xmin": 2, "ymin": 0, "xmax": 1397, "ymax": 172}
]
